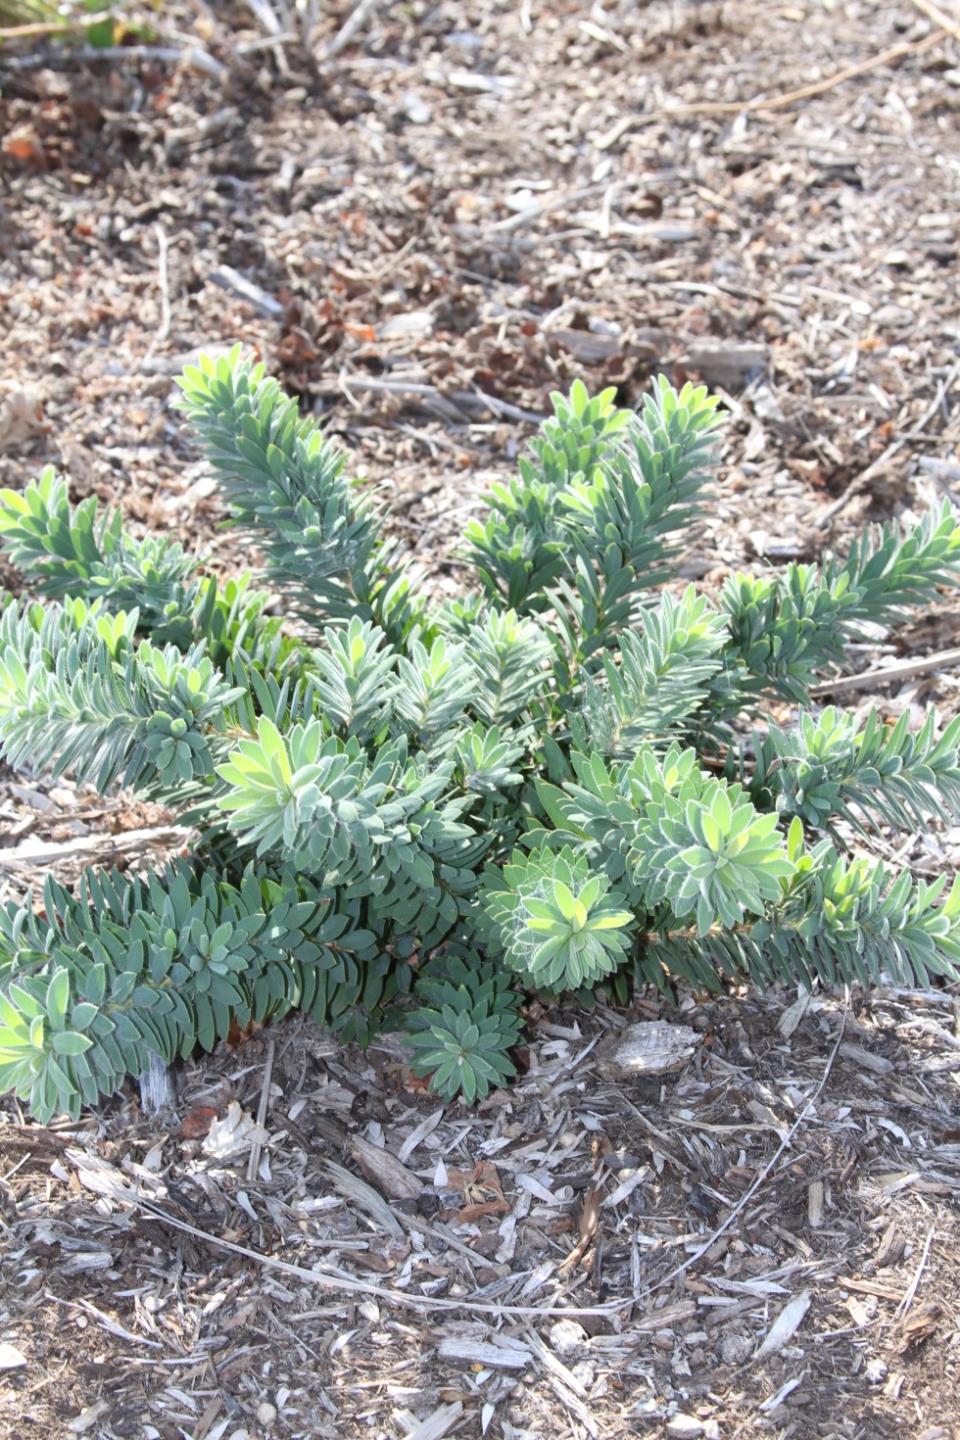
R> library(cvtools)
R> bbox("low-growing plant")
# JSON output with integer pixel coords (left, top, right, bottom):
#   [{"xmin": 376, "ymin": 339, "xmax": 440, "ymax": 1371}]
[
  {"xmin": 0, "ymin": 0, "xmax": 150, "ymax": 49},
  {"xmin": 2, "ymin": 351, "xmax": 960, "ymax": 1120}
]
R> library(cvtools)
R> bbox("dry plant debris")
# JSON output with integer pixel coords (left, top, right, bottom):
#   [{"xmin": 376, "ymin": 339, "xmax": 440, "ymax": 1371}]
[
  {"xmin": 3, "ymin": 993, "xmax": 960, "ymax": 1438},
  {"xmin": 2, "ymin": 0, "xmax": 960, "ymax": 1434}
]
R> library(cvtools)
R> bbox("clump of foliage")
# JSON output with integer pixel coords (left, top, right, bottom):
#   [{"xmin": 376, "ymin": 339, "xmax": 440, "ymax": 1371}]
[
  {"xmin": 2, "ymin": 351, "xmax": 960, "ymax": 1121},
  {"xmin": 0, "ymin": 0, "xmax": 147, "ymax": 49},
  {"xmin": 0, "ymin": 0, "xmax": 57, "ymax": 24}
]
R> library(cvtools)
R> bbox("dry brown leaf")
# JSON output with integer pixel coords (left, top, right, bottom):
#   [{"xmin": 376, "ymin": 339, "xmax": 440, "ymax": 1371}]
[
  {"xmin": 225, "ymin": 1017, "xmax": 265, "ymax": 1049},
  {"xmin": 179, "ymin": 1105, "xmax": 219, "ymax": 1140},
  {"xmin": 0, "ymin": 387, "xmax": 46, "ymax": 453},
  {"xmin": 2, "ymin": 125, "xmax": 47, "ymax": 169},
  {"xmin": 446, "ymin": 1160, "xmax": 509, "ymax": 1221},
  {"xmin": 898, "ymin": 1303, "xmax": 942, "ymax": 1353},
  {"xmin": 559, "ymin": 1184, "xmax": 602, "ymax": 1274},
  {"xmin": 0, "ymin": 1343, "xmax": 27, "ymax": 1371},
  {"xmin": 202, "ymin": 1102, "xmax": 269, "ymax": 1159}
]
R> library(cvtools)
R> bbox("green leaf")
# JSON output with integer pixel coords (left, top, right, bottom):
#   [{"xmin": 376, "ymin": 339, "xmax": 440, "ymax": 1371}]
[
  {"xmin": 45, "ymin": 969, "xmax": 70, "ymax": 1030},
  {"xmin": 52, "ymin": 1031, "xmax": 94, "ymax": 1056}
]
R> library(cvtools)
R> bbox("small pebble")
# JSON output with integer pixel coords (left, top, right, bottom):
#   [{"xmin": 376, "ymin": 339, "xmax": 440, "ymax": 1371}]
[
  {"xmin": 549, "ymin": 1319, "xmax": 587, "ymax": 1356},
  {"xmin": 630, "ymin": 1397, "xmax": 663, "ymax": 1419},
  {"xmin": 0, "ymin": 1343, "xmax": 27, "ymax": 1371},
  {"xmin": 570, "ymin": 1360, "xmax": 594, "ymax": 1389},
  {"xmin": 256, "ymin": 1401, "xmax": 277, "ymax": 1426},
  {"xmin": 719, "ymin": 1332, "xmax": 753, "ymax": 1366},
  {"xmin": 865, "ymin": 1357, "xmax": 888, "ymax": 1385},
  {"xmin": 402, "ymin": 92, "xmax": 433, "ymax": 124},
  {"xmin": 667, "ymin": 1416, "xmax": 704, "ymax": 1439}
]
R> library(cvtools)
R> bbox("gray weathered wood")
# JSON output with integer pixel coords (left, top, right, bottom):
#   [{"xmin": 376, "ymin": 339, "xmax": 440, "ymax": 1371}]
[
  {"xmin": 597, "ymin": 1021, "xmax": 700, "ymax": 1078},
  {"xmin": 139, "ymin": 1051, "xmax": 176, "ymax": 1114}
]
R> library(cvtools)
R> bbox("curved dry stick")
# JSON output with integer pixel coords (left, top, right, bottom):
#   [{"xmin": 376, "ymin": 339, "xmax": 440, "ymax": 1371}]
[
  {"xmin": 597, "ymin": 19, "xmax": 949, "ymax": 141},
  {"xmin": 665, "ymin": 27, "xmax": 947, "ymax": 119},
  {"xmin": 910, "ymin": 0, "xmax": 960, "ymax": 42},
  {"xmin": 635, "ymin": 1013, "xmax": 847, "ymax": 1304}
]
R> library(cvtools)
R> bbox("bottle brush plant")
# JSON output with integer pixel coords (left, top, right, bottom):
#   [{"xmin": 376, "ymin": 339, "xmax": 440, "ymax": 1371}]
[{"xmin": 2, "ymin": 350, "xmax": 960, "ymax": 1120}]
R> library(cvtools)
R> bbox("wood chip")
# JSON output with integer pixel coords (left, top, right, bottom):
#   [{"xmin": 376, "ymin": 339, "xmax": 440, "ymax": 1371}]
[
  {"xmin": 437, "ymin": 1336, "xmax": 532, "ymax": 1370},
  {"xmin": 754, "ymin": 1291, "xmax": 812, "ymax": 1360},
  {"xmin": 210, "ymin": 265, "xmax": 284, "ymax": 319},
  {"xmin": 404, "ymin": 1401, "xmax": 464, "ymax": 1440},
  {"xmin": 839, "ymin": 1043, "xmax": 895, "ymax": 1075},
  {"xmin": 349, "ymin": 1134, "xmax": 422, "ymax": 1200},
  {"xmin": 808, "ymin": 1180, "xmax": 824, "ymax": 1228},
  {"xmin": 682, "ymin": 342, "xmax": 769, "ymax": 388},
  {"xmin": 597, "ymin": 1021, "xmax": 700, "ymax": 1078}
]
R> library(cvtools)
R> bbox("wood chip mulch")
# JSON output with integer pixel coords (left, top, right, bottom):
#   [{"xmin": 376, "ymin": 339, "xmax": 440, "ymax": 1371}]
[
  {"xmin": 2, "ymin": 0, "xmax": 960, "ymax": 1435},
  {"xmin": 3, "ymin": 993, "xmax": 960, "ymax": 1440}
]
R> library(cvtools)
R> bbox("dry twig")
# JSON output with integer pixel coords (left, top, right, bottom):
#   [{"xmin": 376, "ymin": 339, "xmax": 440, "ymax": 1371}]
[
  {"xmin": 142, "ymin": 224, "xmax": 171, "ymax": 364},
  {"xmin": 810, "ymin": 645, "xmax": 960, "ymax": 698},
  {"xmin": 0, "ymin": 9, "xmax": 121, "ymax": 40},
  {"xmin": 0, "ymin": 40, "xmax": 227, "ymax": 74},
  {"xmin": 324, "ymin": 0, "xmax": 386, "ymax": 60},
  {"xmin": 910, "ymin": 0, "xmax": 960, "ymax": 42},
  {"xmin": 635, "ymin": 1014, "xmax": 847, "ymax": 1306},
  {"xmin": 0, "ymin": 824, "xmax": 189, "ymax": 868},
  {"xmin": 897, "ymin": 1221, "xmax": 936, "ymax": 1320},
  {"xmin": 816, "ymin": 361, "xmax": 960, "ymax": 529},
  {"xmin": 246, "ymin": 1037, "xmax": 276, "ymax": 1182},
  {"xmin": 599, "ymin": 27, "xmax": 946, "ymax": 141},
  {"xmin": 76, "ymin": 1182, "xmax": 629, "ymax": 1317}
]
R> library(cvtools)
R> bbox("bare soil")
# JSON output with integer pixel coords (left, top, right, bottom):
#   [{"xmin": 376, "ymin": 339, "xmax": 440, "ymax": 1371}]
[{"xmin": 2, "ymin": 2, "xmax": 960, "ymax": 1437}]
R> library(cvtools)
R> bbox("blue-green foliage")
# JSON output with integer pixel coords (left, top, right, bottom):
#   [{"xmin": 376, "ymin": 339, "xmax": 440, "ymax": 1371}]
[
  {"xmin": 572, "ymin": 588, "xmax": 728, "ymax": 754},
  {"xmin": 0, "ymin": 470, "xmax": 198, "ymax": 638},
  {"xmin": 483, "ymin": 844, "xmax": 634, "ymax": 989},
  {"xmin": 174, "ymin": 346, "xmax": 426, "ymax": 643},
  {"xmin": 740, "ymin": 706, "xmax": 960, "ymax": 834},
  {"xmin": 719, "ymin": 505, "xmax": 960, "ymax": 706},
  {"xmin": 0, "ymin": 598, "xmax": 241, "ymax": 791},
  {"xmin": 0, "ymin": 860, "xmax": 375, "ymax": 1123},
  {"xmin": 400, "ymin": 952, "xmax": 524, "ymax": 1102},
  {"xmin": 1, "ymin": 348, "xmax": 960, "ymax": 1120}
]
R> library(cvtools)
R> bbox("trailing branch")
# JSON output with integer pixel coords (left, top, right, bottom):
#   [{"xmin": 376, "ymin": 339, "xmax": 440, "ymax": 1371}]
[
  {"xmin": 176, "ymin": 347, "xmax": 421, "ymax": 637},
  {"xmin": 0, "ymin": 469, "xmax": 199, "ymax": 642},
  {"xmin": 742, "ymin": 705, "xmax": 960, "ymax": 836},
  {"xmin": 0, "ymin": 860, "xmax": 375, "ymax": 1122},
  {"xmin": 465, "ymin": 377, "xmax": 720, "ymax": 645},
  {"xmin": 641, "ymin": 844, "xmax": 960, "ymax": 993},
  {"xmin": 571, "ymin": 588, "xmax": 727, "ymax": 754},
  {"xmin": 0, "ymin": 599, "xmax": 240, "ymax": 792},
  {"xmin": 720, "ymin": 504, "xmax": 960, "ymax": 706}
]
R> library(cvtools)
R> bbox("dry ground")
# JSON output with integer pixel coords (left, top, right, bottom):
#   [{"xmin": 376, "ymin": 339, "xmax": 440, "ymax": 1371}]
[{"xmin": 2, "ymin": 1, "xmax": 960, "ymax": 1436}]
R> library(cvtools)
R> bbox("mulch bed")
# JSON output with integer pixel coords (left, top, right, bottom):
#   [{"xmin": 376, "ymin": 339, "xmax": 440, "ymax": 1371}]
[
  {"xmin": 1, "ymin": 0, "xmax": 960, "ymax": 1435},
  {"xmin": 3, "ymin": 994, "xmax": 960, "ymax": 1440}
]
